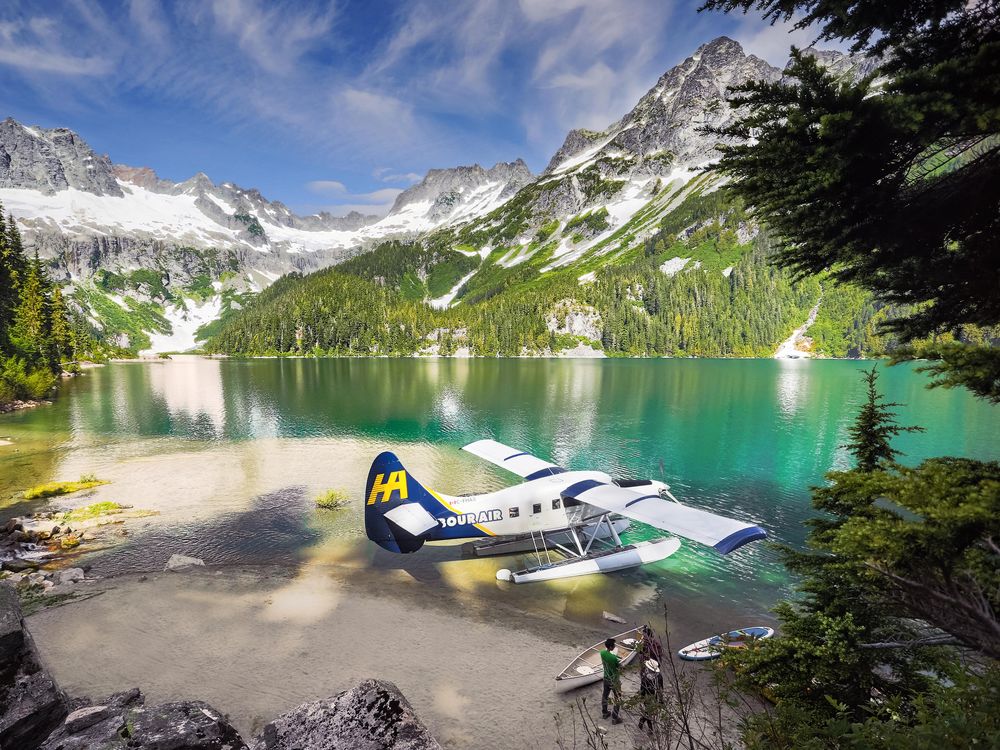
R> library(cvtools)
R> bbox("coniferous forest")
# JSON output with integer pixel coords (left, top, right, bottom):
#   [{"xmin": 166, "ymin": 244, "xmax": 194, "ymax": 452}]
[{"xmin": 0, "ymin": 200, "xmax": 77, "ymax": 407}]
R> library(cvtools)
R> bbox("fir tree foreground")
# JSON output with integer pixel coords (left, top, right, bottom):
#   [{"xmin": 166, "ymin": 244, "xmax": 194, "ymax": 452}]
[{"xmin": 0, "ymin": 200, "xmax": 103, "ymax": 408}]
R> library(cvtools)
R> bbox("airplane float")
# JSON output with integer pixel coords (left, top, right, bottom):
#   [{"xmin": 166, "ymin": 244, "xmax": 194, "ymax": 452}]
[{"xmin": 364, "ymin": 440, "xmax": 767, "ymax": 583}]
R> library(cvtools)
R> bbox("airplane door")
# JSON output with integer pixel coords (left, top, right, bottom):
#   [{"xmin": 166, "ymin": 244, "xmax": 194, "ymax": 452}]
[{"xmin": 528, "ymin": 500, "xmax": 546, "ymax": 531}]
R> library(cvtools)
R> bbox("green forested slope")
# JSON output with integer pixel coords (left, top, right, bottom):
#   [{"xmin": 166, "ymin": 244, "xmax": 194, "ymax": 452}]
[{"xmin": 205, "ymin": 177, "xmax": 883, "ymax": 358}]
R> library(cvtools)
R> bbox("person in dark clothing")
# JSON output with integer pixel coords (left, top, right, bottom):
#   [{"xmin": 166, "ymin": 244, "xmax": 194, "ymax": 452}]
[
  {"xmin": 599, "ymin": 637, "xmax": 623, "ymax": 724},
  {"xmin": 637, "ymin": 658, "xmax": 664, "ymax": 731}
]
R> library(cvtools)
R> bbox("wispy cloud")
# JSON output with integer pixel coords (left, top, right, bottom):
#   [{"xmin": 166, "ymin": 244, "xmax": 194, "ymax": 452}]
[
  {"xmin": 0, "ymin": 14, "xmax": 113, "ymax": 75},
  {"xmin": 374, "ymin": 168, "xmax": 422, "ymax": 185},
  {"xmin": 0, "ymin": 0, "xmax": 820, "ymax": 208},
  {"xmin": 306, "ymin": 179, "xmax": 403, "ymax": 217}
]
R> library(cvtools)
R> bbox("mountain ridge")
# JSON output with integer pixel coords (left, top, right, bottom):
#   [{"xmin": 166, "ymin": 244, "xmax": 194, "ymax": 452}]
[{"xmin": 0, "ymin": 37, "xmax": 876, "ymax": 355}]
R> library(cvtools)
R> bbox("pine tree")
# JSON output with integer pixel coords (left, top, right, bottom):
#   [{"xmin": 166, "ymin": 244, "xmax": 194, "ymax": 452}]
[
  {"xmin": 49, "ymin": 285, "xmax": 74, "ymax": 362},
  {"xmin": 3, "ymin": 212, "xmax": 28, "ymax": 292},
  {"xmin": 0, "ymin": 205, "xmax": 11, "ymax": 352},
  {"xmin": 843, "ymin": 366, "xmax": 923, "ymax": 472},
  {"xmin": 11, "ymin": 254, "xmax": 50, "ymax": 365}
]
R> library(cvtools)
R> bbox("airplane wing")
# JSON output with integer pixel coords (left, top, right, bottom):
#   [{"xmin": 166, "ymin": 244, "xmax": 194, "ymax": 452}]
[
  {"xmin": 561, "ymin": 479, "xmax": 766, "ymax": 554},
  {"xmin": 462, "ymin": 439, "xmax": 566, "ymax": 481}
]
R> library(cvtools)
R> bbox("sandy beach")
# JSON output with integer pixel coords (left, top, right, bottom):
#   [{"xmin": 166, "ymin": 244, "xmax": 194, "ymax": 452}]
[{"xmin": 27, "ymin": 565, "xmax": 662, "ymax": 749}]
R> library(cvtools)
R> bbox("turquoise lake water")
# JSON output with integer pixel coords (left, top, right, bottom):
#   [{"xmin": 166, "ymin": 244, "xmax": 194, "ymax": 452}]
[{"xmin": 1, "ymin": 357, "xmax": 997, "ymax": 637}]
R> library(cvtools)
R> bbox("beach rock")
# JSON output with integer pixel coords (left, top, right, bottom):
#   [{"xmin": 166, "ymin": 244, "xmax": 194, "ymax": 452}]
[
  {"xmin": 108, "ymin": 687, "xmax": 145, "ymax": 709},
  {"xmin": 0, "ymin": 582, "xmax": 69, "ymax": 748},
  {"xmin": 0, "ymin": 668, "xmax": 68, "ymax": 749},
  {"xmin": 64, "ymin": 704, "xmax": 113, "ymax": 732},
  {"xmin": 41, "ymin": 697, "xmax": 245, "ymax": 750},
  {"xmin": 166, "ymin": 554, "xmax": 205, "ymax": 571},
  {"xmin": 39, "ymin": 689, "xmax": 144, "ymax": 750},
  {"xmin": 128, "ymin": 701, "xmax": 247, "ymax": 749},
  {"xmin": 38, "ymin": 710, "xmax": 126, "ymax": 750},
  {"xmin": 250, "ymin": 679, "xmax": 441, "ymax": 750},
  {"xmin": 0, "ymin": 583, "xmax": 24, "ymax": 674},
  {"xmin": 2, "ymin": 558, "xmax": 38, "ymax": 572},
  {"xmin": 58, "ymin": 568, "xmax": 85, "ymax": 585}
]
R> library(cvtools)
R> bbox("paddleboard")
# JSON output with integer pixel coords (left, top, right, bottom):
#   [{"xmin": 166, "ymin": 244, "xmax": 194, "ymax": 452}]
[{"xmin": 678, "ymin": 626, "xmax": 774, "ymax": 661}]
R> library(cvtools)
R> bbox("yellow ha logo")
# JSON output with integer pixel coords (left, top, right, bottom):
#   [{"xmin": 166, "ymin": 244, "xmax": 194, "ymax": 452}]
[{"xmin": 367, "ymin": 471, "xmax": 409, "ymax": 505}]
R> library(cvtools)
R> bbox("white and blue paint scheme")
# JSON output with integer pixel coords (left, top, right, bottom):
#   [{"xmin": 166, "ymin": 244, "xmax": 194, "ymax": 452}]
[{"xmin": 364, "ymin": 439, "xmax": 766, "ymax": 583}]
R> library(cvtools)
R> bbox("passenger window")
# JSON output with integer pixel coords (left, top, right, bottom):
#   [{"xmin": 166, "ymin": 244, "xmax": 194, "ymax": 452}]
[
  {"xmin": 509, "ymin": 507, "xmax": 519, "ymax": 518},
  {"xmin": 532, "ymin": 503, "xmax": 542, "ymax": 514},
  {"xmin": 552, "ymin": 498, "xmax": 561, "ymax": 510}
]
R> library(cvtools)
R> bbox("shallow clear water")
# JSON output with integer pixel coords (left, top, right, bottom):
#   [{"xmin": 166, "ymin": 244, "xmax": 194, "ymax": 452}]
[{"xmin": 2, "ymin": 357, "xmax": 997, "ymax": 637}]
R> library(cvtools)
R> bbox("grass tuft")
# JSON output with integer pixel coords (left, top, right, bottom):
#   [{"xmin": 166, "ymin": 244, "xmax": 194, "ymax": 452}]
[
  {"xmin": 59, "ymin": 501, "xmax": 126, "ymax": 522},
  {"xmin": 24, "ymin": 477, "xmax": 109, "ymax": 500},
  {"xmin": 316, "ymin": 489, "xmax": 350, "ymax": 510}
]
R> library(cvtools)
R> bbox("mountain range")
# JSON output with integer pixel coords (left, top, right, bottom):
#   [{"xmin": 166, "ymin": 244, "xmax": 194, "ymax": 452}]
[{"xmin": 0, "ymin": 37, "xmax": 881, "ymax": 357}]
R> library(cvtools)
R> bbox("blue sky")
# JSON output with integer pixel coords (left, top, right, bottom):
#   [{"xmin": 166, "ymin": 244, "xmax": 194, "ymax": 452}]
[{"xmin": 0, "ymin": 1, "xmax": 820, "ymax": 216}]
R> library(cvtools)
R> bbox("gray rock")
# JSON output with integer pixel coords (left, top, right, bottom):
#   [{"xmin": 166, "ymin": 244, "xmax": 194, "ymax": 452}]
[
  {"xmin": 250, "ymin": 679, "xmax": 441, "ymax": 750},
  {"xmin": 57, "ymin": 568, "xmax": 85, "ymax": 585},
  {"xmin": 41, "ymin": 698, "xmax": 246, "ymax": 750},
  {"xmin": 165, "ymin": 554, "xmax": 205, "ymax": 571},
  {"xmin": 63, "ymin": 704, "xmax": 113, "ymax": 733},
  {"xmin": 3, "ymin": 558, "xmax": 39, "ymax": 573},
  {"xmin": 127, "ymin": 701, "xmax": 247, "ymax": 749},
  {"xmin": 39, "ymin": 711, "xmax": 127, "ymax": 750},
  {"xmin": 0, "ymin": 118, "xmax": 122, "ymax": 196},
  {"xmin": 39, "ymin": 689, "xmax": 144, "ymax": 750},
  {"xmin": 0, "ymin": 668, "xmax": 68, "ymax": 750},
  {"xmin": 0, "ymin": 583, "xmax": 24, "ymax": 677}
]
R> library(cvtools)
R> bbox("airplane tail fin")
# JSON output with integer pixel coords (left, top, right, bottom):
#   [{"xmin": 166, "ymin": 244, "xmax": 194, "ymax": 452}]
[{"xmin": 364, "ymin": 451, "xmax": 442, "ymax": 554}]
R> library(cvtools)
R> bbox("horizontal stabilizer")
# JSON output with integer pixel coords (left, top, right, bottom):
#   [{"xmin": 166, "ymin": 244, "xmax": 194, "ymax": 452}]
[
  {"xmin": 384, "ymin": 502, "xmax": 440, "ymax": 537},
  {"xmin": 561, "ymin": 480, "xmax": 766, "ymax": 554},
  {"xmin": 462, "ymin": 439, "xmax": 565, "ymax": 481}
]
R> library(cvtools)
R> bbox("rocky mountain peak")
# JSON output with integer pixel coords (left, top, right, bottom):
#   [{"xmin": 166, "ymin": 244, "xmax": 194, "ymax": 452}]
[
  {"xmin": 0, "ymin": 117, "xmax": 123, "ymax": 197},
  {"xmin": 797, "ymin": 47, "xmax": 881, "ymax": 80},
  {"xmin": 543, "ymin": 37, "xmax": 782, "ymax": 175},
  {"xmin": 386, "ymin": 159, "xmax": 534, "ymax": 222}
]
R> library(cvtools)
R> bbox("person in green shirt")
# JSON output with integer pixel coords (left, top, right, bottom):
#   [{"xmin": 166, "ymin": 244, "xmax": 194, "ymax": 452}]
[{"xmin": 600, "ymin": 638, "xmax": 623, "ymax": 724}]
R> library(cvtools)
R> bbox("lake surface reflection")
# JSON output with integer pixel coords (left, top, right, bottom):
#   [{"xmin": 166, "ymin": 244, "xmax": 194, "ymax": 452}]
[{"xmin": 2, "ymin": 357, "xmax": 997, "ymax": 638}]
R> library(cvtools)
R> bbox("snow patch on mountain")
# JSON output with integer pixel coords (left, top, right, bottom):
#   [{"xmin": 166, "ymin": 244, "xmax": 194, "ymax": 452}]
[
  {"xmin": 428, "ymin": 270, "xmax": 477, "ymax": 310},
  {"xmin": 660, "ymin": 257, "xmax": 691, "ymax": 276},
  {"xmin": 142, "ymin": 296, "xmax": 223, "ymax": 354}
]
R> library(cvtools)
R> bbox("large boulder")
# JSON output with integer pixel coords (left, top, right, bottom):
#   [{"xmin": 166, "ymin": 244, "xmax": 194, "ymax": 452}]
[
  {"xmin": 128, "ymin": 701, "xmax": 247, "ymax": 749},
  {"xmin": 40, "ymin": 693, "xmax": 247, "ymax": 750},
  {"xmin": 0, "ymin": 583, "xmax": 25, "ymax": 681},
  {"xmin": 0, "ymin": 582, "xmax": 68, "ymax": 749},
  {"xmin": 250, "ymin": 679, "xmax": 441, "ymax": 750}
]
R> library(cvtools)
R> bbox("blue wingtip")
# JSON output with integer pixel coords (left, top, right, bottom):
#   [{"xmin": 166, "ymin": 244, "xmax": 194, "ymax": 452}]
[{"xmin": 713, "ymin": 526, "xmax": 767, "ymax": 555}]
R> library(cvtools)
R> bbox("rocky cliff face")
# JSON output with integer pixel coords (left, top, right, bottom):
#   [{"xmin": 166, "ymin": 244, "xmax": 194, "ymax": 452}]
[
  {"xmin": 0, "ymin": 118, "xmax": 122, "ymax": 196},
  {"xmin": 544, "ymin": 37, "xmax": 782, "ymax": 176},
  {"xmin": 383, "ymin": 159, "xmax": 534, "ymax": 230}
]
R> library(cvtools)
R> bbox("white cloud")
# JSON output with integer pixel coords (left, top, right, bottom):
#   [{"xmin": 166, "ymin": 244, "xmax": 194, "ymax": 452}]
[
  {"xmin": 0, "ymin": 15, "xmax": 113, "ymax": 76},
  {"xmin": 374, "ymin": 168, "xmax": 422, "ymax": 184},
  {"xmin": 307, "ymin": 180, "xmax": 347, "ymax": 194},
  {"xmin": 305, "ymin": 181, "xmax": 403, "ymax": 217},
  {"xmin": 0, "ymin": 0, "xmax": 844, "ymax": 200},
  {"xmin": 734, "ymin": 15, "xmax": 848, "ymax": 66},
  {"xmin": 128, "ymin": 0, "xmax": 170, "ymax": 46},
  {"xmin": 203, "ymin": 0, "xmax": 336, "ymax": 74}
]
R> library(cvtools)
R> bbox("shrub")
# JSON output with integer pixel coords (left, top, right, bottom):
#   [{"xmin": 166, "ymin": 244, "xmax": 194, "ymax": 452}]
[
  {"xmin": 0, "ymin": 357, "xmax": 57, "ymax": 405},
  {"xmin": 316, "ymin": 489, "xmax": 350, "ymax": 509}
]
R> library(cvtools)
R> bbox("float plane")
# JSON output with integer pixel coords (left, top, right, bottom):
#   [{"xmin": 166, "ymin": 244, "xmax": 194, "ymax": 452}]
[{"xmin": 364, "ymin": 440, "xmax": 766, "ymax": 583}]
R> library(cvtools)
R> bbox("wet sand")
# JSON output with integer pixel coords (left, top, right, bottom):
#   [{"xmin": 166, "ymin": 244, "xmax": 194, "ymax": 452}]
[{"xmin": 28, "ymin": 566, "xmax": 651, "ymax": 750}]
